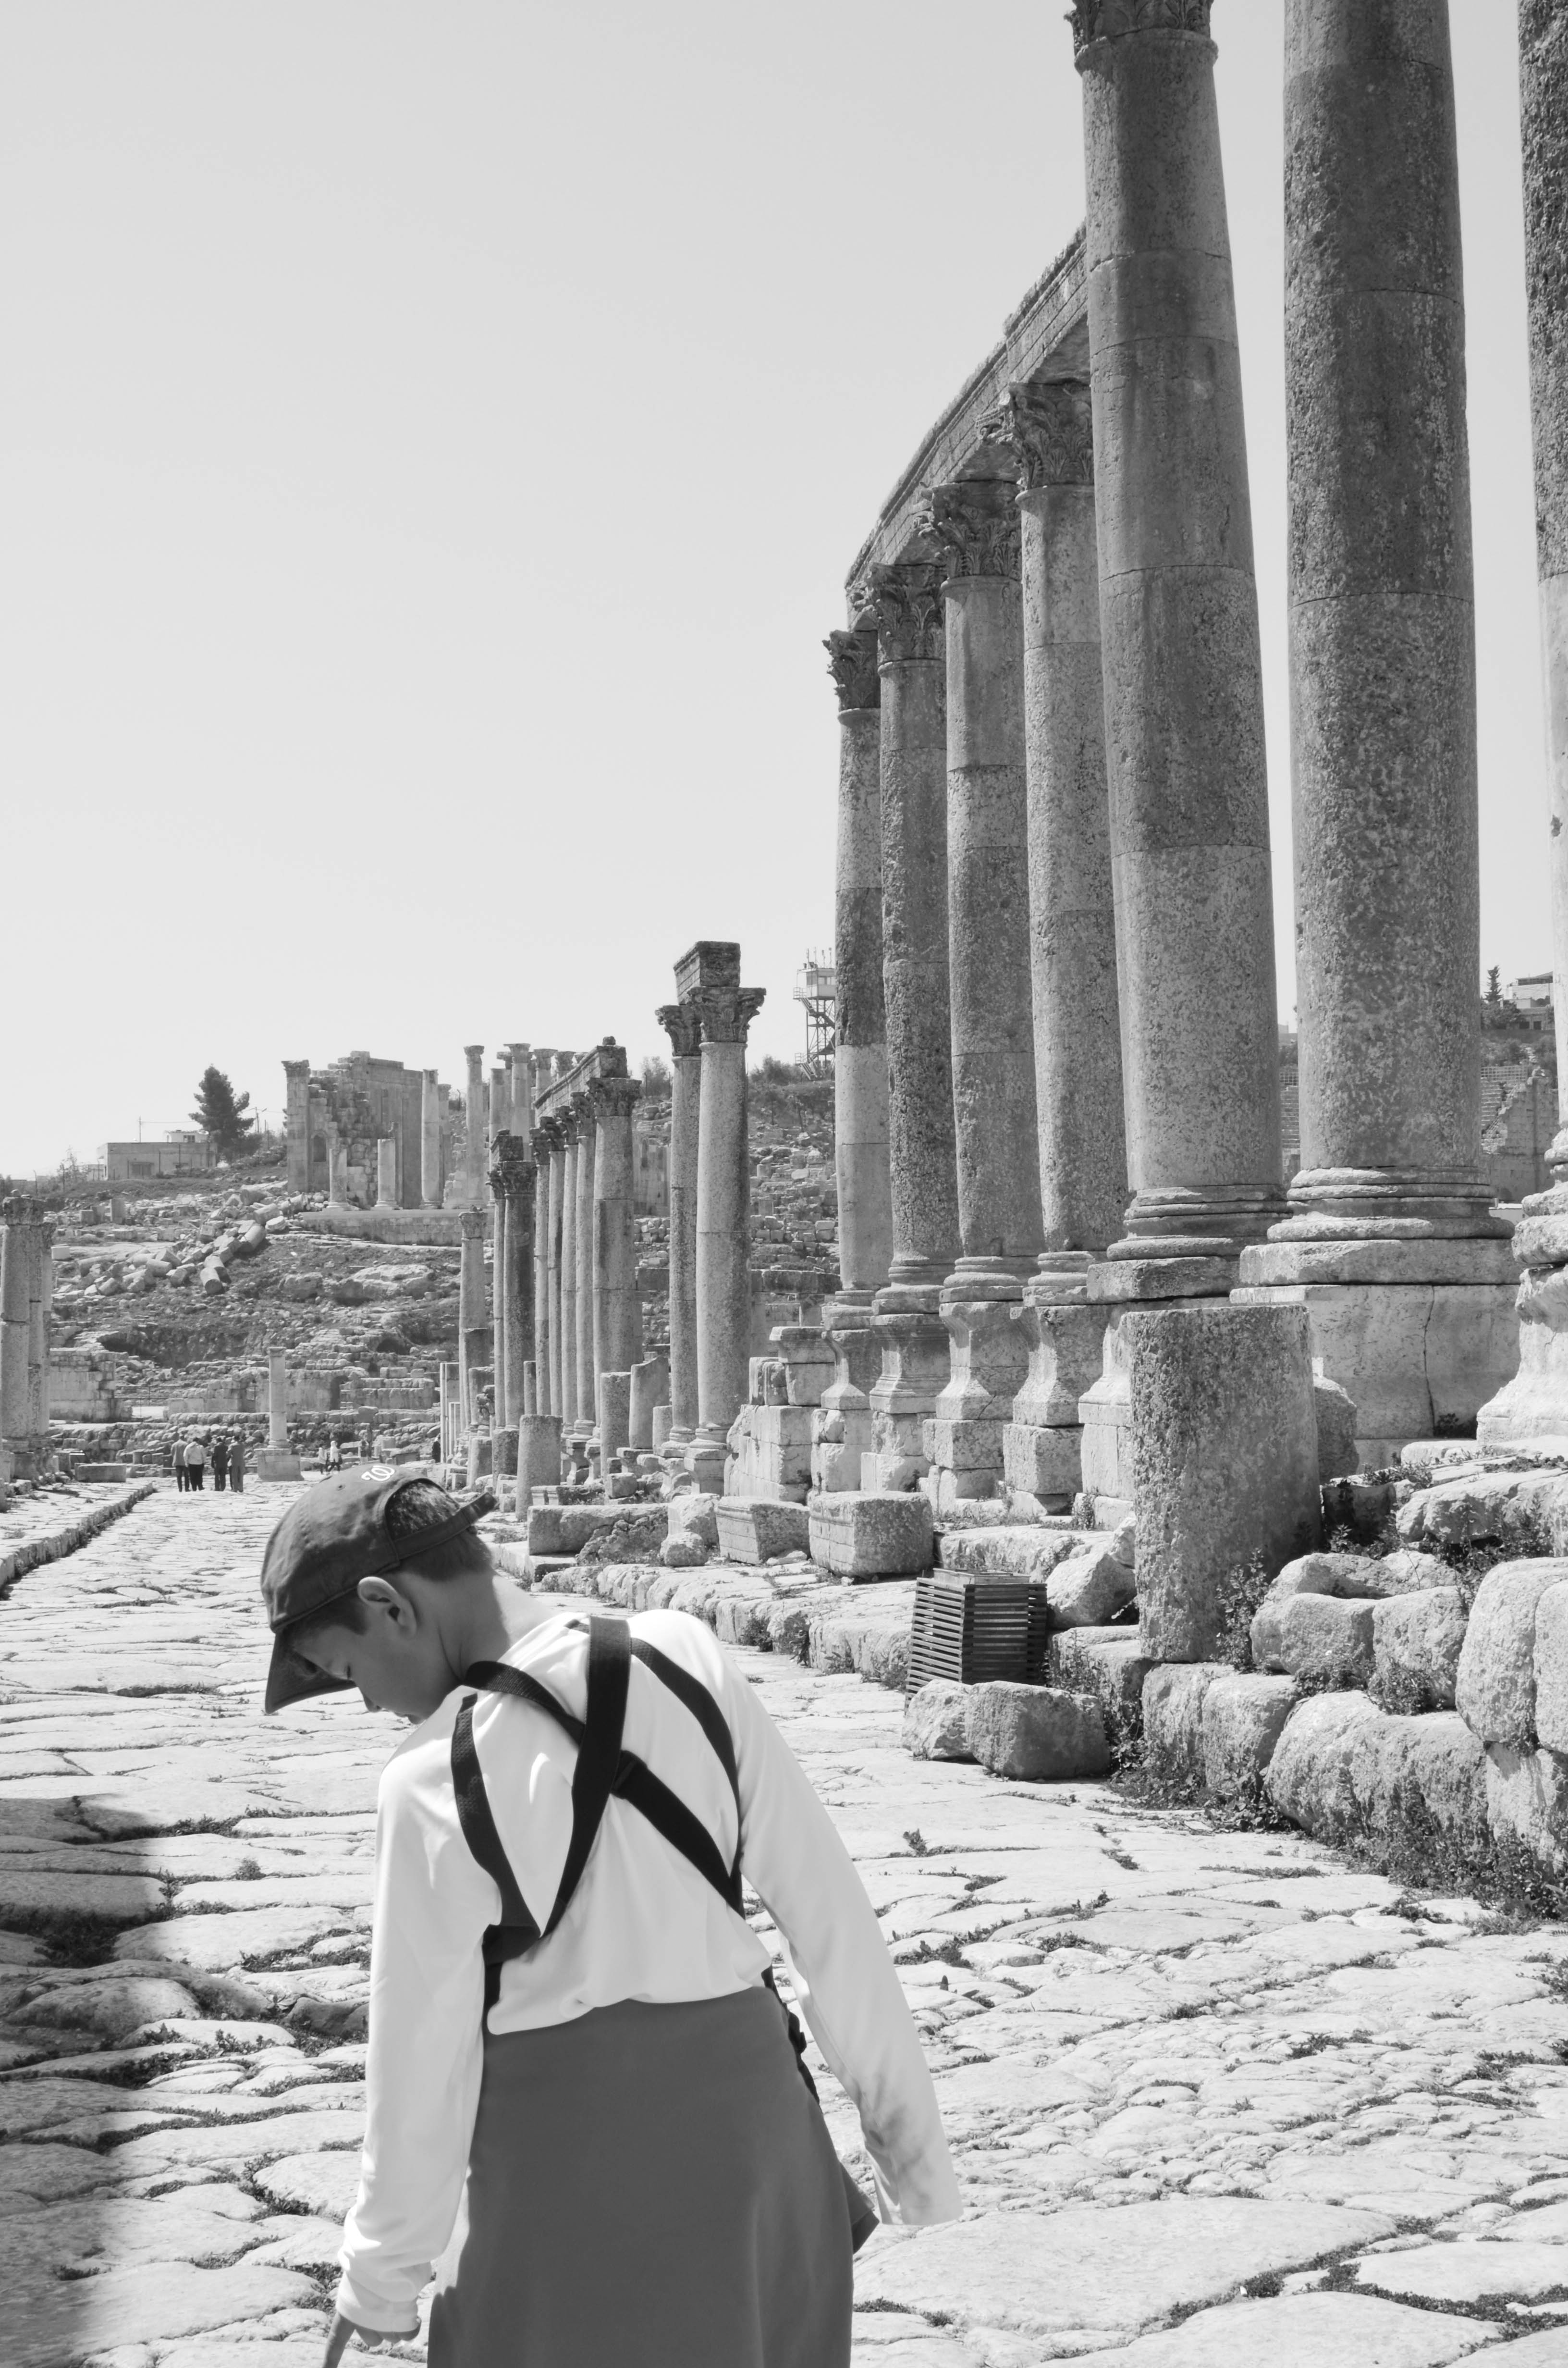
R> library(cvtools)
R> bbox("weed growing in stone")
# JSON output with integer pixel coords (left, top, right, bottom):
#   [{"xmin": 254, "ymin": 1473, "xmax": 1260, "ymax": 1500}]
[{"xmin": 1213, "ymin": 1551, "xmax": 1271, "ymax": 1670}]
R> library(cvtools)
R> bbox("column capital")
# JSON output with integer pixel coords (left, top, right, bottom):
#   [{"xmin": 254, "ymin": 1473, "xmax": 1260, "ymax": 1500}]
[
  {"xmin": 990, "ymin": 380, "xmax": 1094, "ymax": 492},
  {"xmin": 534, "ymin": 1113, "xmax": 565, "ymax": 1155},
  {"xmin": 464, "ymin": 1043, "xmax": 484, "ymax": 1061},
  {"xmin": 460, "ymin": 1204, "xmax": 487, "ymax": 1242},
  {"xmin": 422, "ymin": 1066, "xmax": 439, "ymax": 1086},
  {"xmin": 283, "ymin": 1059, "xmax": 311, "ymax": 1083},
  {"xmin": 507, "ymin": 1040, "xmax": 531, "ymax": 1066},
  {"xmin": 693, "ymin": 985, "xmax": 766, "ymax": 1047},
  {"xmin": 1070, "ymin": 0, "xmax": 1212, "ymax": 53},
  {"xmin": 824, "ymin": 626, "xmax": 881, "ymax": 713},
  {"xmin": 492, "ymin": 1134, "xmax": 536, "ymax": 1202},
  {"xmin": 588, "ymin": 1073, "xmax": 642, "ymax": 1122},
  {"xmin": 856, "ymin": 562, "xmax": 946, "ymax": 664},
  {"xmin": 657, "ymin": 1001, "xmax": 703, "ymax": 1060},
  {"xmin": 922, "ymin": 479, "xmax": 1021, "ymax": 583}
]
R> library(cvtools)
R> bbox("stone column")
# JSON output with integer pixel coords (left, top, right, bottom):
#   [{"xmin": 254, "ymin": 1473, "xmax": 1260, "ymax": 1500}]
[
  {"xmin": 509, "ymin": 1044, "xmax": 533, "ymax": 1151},
  {"xmin": 439, "ymin": 1360, "xmax": 460, "ymax": 1464},
  {"xmin": 27, "ymin": 1221, "xmax": 50, "ymax": 1446},
  {"xmin": 857, "ymin": 563, "xmax": 961, "ymax": 1488},
  {"xmin": 490, "ymin": 1063, "xmax": 512, "ymax": 1162},
  {"xmin": 326, "ymin": 1133, "xmax": 348, "ymax": 1210},
  {"xmin": 590, "ymin": 1071, "xmax": 643, "ymax": 1387},
  {"xmin": 256, "ymin": 1348, "xmax": 302, "ymax": 1480},
  {"xmin": 656, "ymin": 1000, "xmax": 703, "ymax": 1457},
  {"xmin": 559, "ymin": 1114, "xmax": 580, "ymax": 1433},
  {"xmin": 993, "ymin": 379, "xmax": 1127, "ymax": 1509},
  {"xmin": 1237, "ymin": 0, "xmax": 1518, "ymax": 1463},
  {"xmin": 1075, "ymin": 0, "xmax": 1283, "ymax": 1284},
  {"xmin": 283, "ymin": 1061, "xmax": 312, "ymax": 1196},
  {"xmin": 464, "ymin": 1046, "xmax": 486, "ymax": 1205},
  {"xmin": 420, "ymin": 1069, "xmax": 441, "ymax": 1209},
  {"xmin": 1475, "ymin": 5, "xmax": 1568, "ymax": 1448},
  {"xmin": 0, "ymin": 1203, "xmax": 33, "ymax": 1465},
  {"xmin": 490, "ymin": 1155, "xmax": 509, "ymax": 1434},
  {"xmin": 824, "ymin": 625, "xmax": 894, "ymax": 1312},
  {"xmin": 573, "ymin": 1092, "xmax": 597, "ymax": 1429},
  {"xmin": 458, "ymin": 1204, "xmax": 489, "ymax": 1437},
  {"xmin": 494, "ymin": 1135, "xmax": 533, "ymax": 1477},
  {"xmin": 532, "ymin": 1124, "xmax": 553, "ymax": 1418},
  {"xmin": 376, "ymin": 1138, "xmax": 397, "ymax": 1210},
  {"xmin": 680, "ymin": 943, "xmax": 765, "ymax": 1489},
  {"xmin": 921, "ymin": 476, "xmax": 1042, "ymax": 1502}
]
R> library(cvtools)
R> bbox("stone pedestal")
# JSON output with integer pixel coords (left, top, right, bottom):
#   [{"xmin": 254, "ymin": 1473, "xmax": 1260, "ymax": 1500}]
[
  {"xmin": 928, "ymin": 1299, "xmax": 1030, "ymax": 1504},
  {"xmin": 420, "ymin": 1069, "xmax": 442, "ymax": 1211},
  {"xmin": 727, "ymin": 1403, "xmax": 814, "ymax": 1504},
  {"xmin": 256, "ymin": 1348, "xmax": 302, "ymax": 1480},
  {"xmin": 1003, "ymin": 1294, "xmax": 1108, "ymax": 1510},
  {"xmin": 1076, "ymin": 0, "xmax": 1284, "ymax": 1286},
  {"xmin": 1249, "ymin": 0, "xmax": 1514, "ymax": 1464},
  {"xmin": 867, "ymin": 1311, "xmax": 952, "ymax": 1492},
  {"xmin": 657, "ymin": 1000, "xmax": 702, "ymax": 1461},
  {"xmin": 518, "ymin": 1414, "xmax": 562, "ymax": 1505},
  {"xmin": 682, "ymin": 943, "xmax": 765, "ymax": 1486},
  {"xmin": 809, "ymin": 1312, "xmax": 882, "ymax": 1493},
  {"xmin": 375, "ymin": 1138, "xmax": 397, "ymax": 1211},
  {"xmin": 825, "ymin": 627, "xmax": 894, "ymax": 1307}
]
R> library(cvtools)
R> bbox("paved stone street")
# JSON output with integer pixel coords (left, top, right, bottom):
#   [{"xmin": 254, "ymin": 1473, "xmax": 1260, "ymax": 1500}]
[{"xmin": 1, "ymin": 1489, "xmax": 1567, "ymax": 2367}]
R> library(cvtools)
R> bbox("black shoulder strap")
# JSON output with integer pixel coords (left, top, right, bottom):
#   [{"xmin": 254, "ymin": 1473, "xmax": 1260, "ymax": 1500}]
[{"xmin": 545, "ymin": 1617, "xmax": 629, "ymax": 1935}]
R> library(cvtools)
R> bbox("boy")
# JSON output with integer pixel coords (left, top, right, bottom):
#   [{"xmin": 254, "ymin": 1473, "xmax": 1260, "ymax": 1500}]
[{"xmin": 261, "ymin": 1469, "xmax": 959, "ymax": 2368}]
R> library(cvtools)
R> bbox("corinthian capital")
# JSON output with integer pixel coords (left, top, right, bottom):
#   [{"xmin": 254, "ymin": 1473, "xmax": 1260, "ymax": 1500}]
[
  {"xmin": 922, "ymin": 480, "xmax": 1021, "ymax": 583},
  {"xmin": 856, "ymin": 563, "xmax": 945, "ymax": 664},
  {"xmin": 588, "ymin": 1073, "xmax": 641, "ymax": 1123},
  {"xmin": 990, "ymin": 380, "xmax": 1094, "ymax": 492},
  {"xmin": 656, "ymin": 1001, "xmax": 703, "ymax": 1061},
  {"xmin": 693, "ymin": 985, "xmax": 766, "ymax": 1048},
  {"xmin": 1070, "ymin": 0, "xmax": 1212, "ymax": 52},
  {"xmin": 824, "ymin": 627, "xmax": 881, "ymax": 713},
  {"xmin": 490, "ymin": 1132, "xmax": 535, "ymax": 1202}
]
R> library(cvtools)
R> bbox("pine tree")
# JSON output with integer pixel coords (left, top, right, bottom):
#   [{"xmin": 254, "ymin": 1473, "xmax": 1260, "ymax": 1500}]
[
  {"xmin": 191, "ymin": 1067, "xmax": 258, "ymax": 1160},
  {"xmin": 1485, "ymin": 965, "xmax": 1503, "ymax": 1011}
]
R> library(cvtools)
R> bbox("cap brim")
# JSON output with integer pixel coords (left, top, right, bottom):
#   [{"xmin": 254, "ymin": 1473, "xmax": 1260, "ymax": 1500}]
[{"xmin": 264, "ymin": 1625, "xmax": 356, "ymax": 1715}]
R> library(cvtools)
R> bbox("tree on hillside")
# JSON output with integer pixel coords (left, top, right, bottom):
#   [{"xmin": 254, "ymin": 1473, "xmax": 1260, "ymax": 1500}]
[
  {"xmin": 1485, "ymin": 964, "xmax": 1503, "ymax": 1013},
  {"xmin": 191, "ymin": 1066, "xmax": 259, "ymax": 1160}
]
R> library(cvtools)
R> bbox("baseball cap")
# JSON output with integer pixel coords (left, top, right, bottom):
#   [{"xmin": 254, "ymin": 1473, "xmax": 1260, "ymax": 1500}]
[{"xmin": 259, "ymin": 1467, "xmax": 490, "ymax": 1714}]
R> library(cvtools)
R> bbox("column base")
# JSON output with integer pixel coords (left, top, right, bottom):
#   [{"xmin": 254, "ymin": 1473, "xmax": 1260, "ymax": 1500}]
[
  {"xmin": 876, "ymin": 1257, "xmax": 949, "ymax": 1318},
  {"xmin": 1002, "ymin": 1280, "xmax": 1110, "ymax": 1513},
  {"xmin": 928, "ymin": 1298, "xmax": 1030, "ymax": 1498},
  {"xmin": 1235, "ymin": 1234, "xmax": 1521, "ymax": 1467},
  {"xmin": 254, "ymin": 1447, "xmax": 303, "ymax": 1482},
  {"xmin": 684, "ymin": 1430, "xmax": 728, "ymax": 1494},
  {"xmin": 726, "ymin": 1403, "xmax": 813, "ymax": 1502},
  {"xmin": 1111, "ymin": 1183, "xmax": 1283, "ymax": 1260},
  {"xmin": 1278, "ymin": 1166, "xmax": 1509, "ymax": 1241},
  {"xmin": 866, "ymin": 1308, "xmax": 952, "ymax": 1491},
  {"xmin": 939, "ymin": 1255, "xmax": 1032, "ymax": 1307}
]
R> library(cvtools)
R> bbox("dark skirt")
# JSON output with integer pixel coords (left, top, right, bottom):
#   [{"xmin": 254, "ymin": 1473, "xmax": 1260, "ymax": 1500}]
[{"xmin": 427, "ymin": 1986, "xmax": 853, "ymax": 2368}]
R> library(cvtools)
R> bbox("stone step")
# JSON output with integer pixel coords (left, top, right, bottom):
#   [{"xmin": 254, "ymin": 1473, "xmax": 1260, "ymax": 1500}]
[{"xmin": 938, "ymin": 1527, "xmax": 1096, "ymax": 1581}]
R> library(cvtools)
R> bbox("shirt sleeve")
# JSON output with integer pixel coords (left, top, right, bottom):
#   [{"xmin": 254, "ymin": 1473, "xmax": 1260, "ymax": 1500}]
[
  {"xmin": 716, "ymin": 1652, "xmax": 962, "ymax": 2227},
  {"xmin": 334, "ymin": 1729, "xmax": 497, "ymax": 2333}
]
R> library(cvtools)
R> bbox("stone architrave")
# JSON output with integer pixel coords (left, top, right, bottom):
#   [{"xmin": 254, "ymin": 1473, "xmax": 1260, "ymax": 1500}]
[
  {"xmin": 1235, "ymin": 0, "xmax": 1519, "ymax": 1468},
  {"xmin": 1073, "ymin": 0, "xmax": 1284, "ymax": 1290},
  {"xmin": 283, "ymin": 1061, "xmax": 312, "ymax": 1196},
  {"xmin": 375, "ymin": 1138, "xmax": 397, "ymax": 1211},
  {"xmin": 857, "ymin": 562, "xmax": 961, "ymax": 1488},
  {"xmin": 991, "ymin": 378, "xmax": 1127, "ymax": 1509},
  {"xmin": 509, "ymin": 1044, "xmax": 534, "ymax": 1151},
  {"xmin": 464, "ymin": 1047, "xmax": 486, "ymax": 1205},
  {"xmin": 1476, "ymin": 6, "xmax": 1568, "ymax": 1448},
  {"xmin": 531, "ymin": 1125, "xmax": 552, "ymax": 1420},
  {"xmin": 657, "ymin": 999, "xmax": 703, "ymax": 1461},
  {"xmin": 256, "ymin": 1349, "xmax": 302, "ymax": 1480},
  {"xmin": 559, "ymin": 1113, "xmax": 580, "ymax": 1435},
  {"xmin": 420, "ymin": 1070, "xmax": 442, "ymax": 1210},
  {"xmin": 824, "ymin": 624, "xmax": 894, "ymax": 1314},
  {"xmin": 922, "ymin": 476, "xmax": 1043, "ymax": 1501},
  {"xmin": 458, "ymin": 1204, "xmax": 490, "ymax": 1435},
  {"xmin": 573, "ymin": 1091, "xmax": 596, "ymax": 1430},
  {"xmin": 680, "ymin": 943, "xmax": 765, "ymax": 1490},
  {"xmin": 590, "ymin": 1071, "xmax": 642, "ymax": 1389}
]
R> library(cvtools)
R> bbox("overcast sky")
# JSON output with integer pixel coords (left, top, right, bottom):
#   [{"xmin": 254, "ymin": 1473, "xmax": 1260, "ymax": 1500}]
[{"xmin": 0, "ymin": 1, "xmax": 1543, "ymax": 1177}]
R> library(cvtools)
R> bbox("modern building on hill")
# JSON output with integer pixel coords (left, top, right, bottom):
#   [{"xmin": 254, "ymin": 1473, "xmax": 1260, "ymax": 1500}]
[{"xmin": 98, "ymin": 1134, "xmax": 215, "ymax": 1183}]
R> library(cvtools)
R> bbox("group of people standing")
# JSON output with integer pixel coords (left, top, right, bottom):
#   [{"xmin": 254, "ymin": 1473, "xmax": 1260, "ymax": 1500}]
[{"xmin": 170, "ymin": 1431, "xmax": 246, "ymax": 1492}]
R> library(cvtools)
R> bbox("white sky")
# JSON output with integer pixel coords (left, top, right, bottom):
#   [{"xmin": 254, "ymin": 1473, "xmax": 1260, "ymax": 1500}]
[{"xmin": 0, "ymin": 1, "xmax": 1544, "ymax": 1176}]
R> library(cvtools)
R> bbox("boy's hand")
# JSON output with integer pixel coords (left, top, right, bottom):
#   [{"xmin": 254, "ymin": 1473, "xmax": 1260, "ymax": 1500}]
[{"xmin": 322, "ymin": 2311, "xmax": 414, "ymax": 2363}]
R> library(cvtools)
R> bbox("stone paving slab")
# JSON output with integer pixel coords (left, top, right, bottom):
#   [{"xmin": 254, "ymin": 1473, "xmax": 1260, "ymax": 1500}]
[{"xmin": 0, "ymin": 1488, "xmax": 1564, "ymax": 2364}]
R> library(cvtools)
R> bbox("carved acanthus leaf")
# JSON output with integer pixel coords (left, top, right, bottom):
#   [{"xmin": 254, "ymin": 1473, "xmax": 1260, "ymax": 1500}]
[
  {"xmin": 921, "ymin": 481, "xmax": 1021, "ymax": 583},
  {"xmin": 992, "ymin": 380, "xmax": 1094, "ymax": 491},
  {"xmin": 824, "ymin": 627, "xmax": 881, "ymax": 713},
  {"xmin": 691, "ymin": 985, "xmax": 767, "ymax": 1048},
  {"xmin": 1070, "ymin": 0, "xmax": 1213, "ymax": 53},
  {"xmin": 656, "ymin": 1001, "xmax": 703, "ymax": 1061},
  {"xmin": 855, "ymin": 564, "xmax": 945, "ymax": 664}
]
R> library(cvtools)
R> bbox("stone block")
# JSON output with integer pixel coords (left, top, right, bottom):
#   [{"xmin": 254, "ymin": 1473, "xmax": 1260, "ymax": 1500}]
[
  {"xmin": 253, "ymin": 1447, "xmax": 303, "ymax": 1481},
  {"xmin": 808, "ymin": 1491, "xmax": 934, "ymax": 1581},
  {"xmin": 1202, "ymin": 1674, "xmax": 1299, "ymax": 1802},
  {"xmin": 1396, "ymin": 1468, "xmax": 1568, "ymax": 1554},
  {"xmin": 1266, "ymin": 1694, "xmax": 1488, "ymax": 1867},
  {"xmin": 714, "ymin": 1591, "xmax": 773, "ymax": 1650},
  {"xmin": 927, "ymin": 1419, "xmax": 1007, "ymax": 1473},
  {"xmin": 1532, "ymin": 1581, "xmax": 1568, "ymax": 1755},
  {"xmin": 1312, "ymin": 1372, "xmax": 1358, "ymax": 1479},
  {"xmin": 1047, "ymin": 1628, "xmax": 1153, "ymax": 1737},
  {"xmin": 667, "ymin": 1493, "xmax": 720, "ymax": 1549},
  {"xmin": 773, "ymin": 1326, "xmax": 837, "ymax": 1408},
  {"xmin": 1001, "ymin": 1421, "xmax": 1083, "ymax": 1501},
  {"xmin": 660, "ymin": 1533, "xmax": 709, "ymax": 1569},
  {"xmin": 1478, "ymin": 1249, "xmax": 1568, "ymax": 1447},
  {"xmin": 1141, "ymin": 1662, "xmax": 1228, "ymax": 1790},
  {"xmin": 1274, "ymin": 1593, "xmax": 1376, "ymax": 1689},
  {"xmin": 1128, "ymin": 1302, "xmax": 1323, "ymax": 1662},
  {"xmin": 1372, "ymin": 1588, "xmax": 1468, "ymax": 1714},
  {"xmin": 1483, "ymin": 1742, "xmax": 1568, "ymax": 1879},
  {"xmin": 1363, "ymin": 1547, "xmax": 1452, "ymax": 1596},
  {"xmin": 940, "ymin": 1526, "xmax": 1085, "ymax": 1581},
  {"xmin": 726, "ymin": 1403, "xmax": 814, "ymax": 1502},
  {"xmin": 903, "ymin": 1679, "xmax": 974, "ymax": 1762},
  {"xmin": 1264, "ymin": 1690, "xmax": 1382, "ymax": 1841},
  {"xmin": 1455, "ymin": 1558, "xmax": 1568, "ymax": 1746},
  {"xmin": 965, "ymin": 1683, "xmax": 1112, "ymax": 1781},
  {"xmin": 716, "ymin": 1498, "xmax": 810, "ymax": 1565},
  {"xmin": 766, "ymin": 1599, "xmax": 811, "ymax": 1659},
  {"xmin": 1048, "ymin": 1541, "xmax": 1136, "ymax": 1628},
  {"xmin": 1249, "ymin": 1550, "xmax": 1372, "ymax": 1668},
  {"xmin": 516, "ymin": 1415, "xmax": 561, "ymax": 1504},
  {"xmin": 1077, "ymin": 1302, "xmax": 1138, "ymax": 1501},
  {"xmin": 1009, "ymin": 1299, "xmax": 1108, "ymax": 1426}
]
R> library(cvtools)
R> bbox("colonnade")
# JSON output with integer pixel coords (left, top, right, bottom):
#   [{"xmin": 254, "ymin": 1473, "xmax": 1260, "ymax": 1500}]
[
  {"xmin": 0, "ymin": 1197, "xmax": 53, "ymax": 1483},
  {"xmin": 823, "ymin": 0, "xmax": 1524, "ymax": 1499}
]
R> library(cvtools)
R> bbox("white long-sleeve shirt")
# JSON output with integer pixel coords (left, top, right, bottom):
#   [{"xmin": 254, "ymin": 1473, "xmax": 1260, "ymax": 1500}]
[{"xmin": 336, "ymin": 1606, "xmax": 960, "ymax": 2332}]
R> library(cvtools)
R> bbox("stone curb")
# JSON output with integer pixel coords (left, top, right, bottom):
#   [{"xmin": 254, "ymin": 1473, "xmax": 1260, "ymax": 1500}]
[{"xmin": 0, "ymin": 1479, "xmax": 159, "ymax": 1598}]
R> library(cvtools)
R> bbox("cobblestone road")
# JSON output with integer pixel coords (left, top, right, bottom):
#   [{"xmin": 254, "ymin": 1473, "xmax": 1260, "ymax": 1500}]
[{"xmin": 2, "ymin": 1488, "xmax": 1567, "ymax": 2367}]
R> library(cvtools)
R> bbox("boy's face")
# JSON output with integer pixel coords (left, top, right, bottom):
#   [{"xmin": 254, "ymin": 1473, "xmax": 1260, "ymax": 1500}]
[{"xmin": 300, "ymin": 1575, "xmax": 456, "ymax": 1724}]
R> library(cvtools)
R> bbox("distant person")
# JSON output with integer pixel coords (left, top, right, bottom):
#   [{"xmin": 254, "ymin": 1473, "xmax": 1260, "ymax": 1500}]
[
  {"xmin": 212, "ymin": 1433, "xmax": 231, "ymax": 1492},
  {"xmin": 326, "ymin": 1435, "xmax": 342, "ymax": 1472},
  {"xmin": 171, "ymin": 1435, "xmax": 187, "ymax": 1492},
  {"xmin": 230, "ymin": 1432, "xmax": 245, "ymax": 1493},
  {"xmin": 185, "ymin": 1434, "xmax": 207, "ymax": 1492}
]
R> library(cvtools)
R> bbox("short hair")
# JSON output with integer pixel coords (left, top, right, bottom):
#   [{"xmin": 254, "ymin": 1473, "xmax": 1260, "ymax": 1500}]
[{"xmin": 290, "ymin": 1482, "xmax": 493, "ymax": 1655}]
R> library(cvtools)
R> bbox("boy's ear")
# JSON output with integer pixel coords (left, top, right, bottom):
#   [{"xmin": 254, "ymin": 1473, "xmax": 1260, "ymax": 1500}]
[{"xmin": 357, "ymin": 1574, "xmax": 415, "ymax": 1625}]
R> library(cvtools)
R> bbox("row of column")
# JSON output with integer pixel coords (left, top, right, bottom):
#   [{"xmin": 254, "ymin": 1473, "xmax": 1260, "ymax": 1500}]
[
  {"xmin": 531, "ymin": 1042, "xmax": 648, "ymax": 1454},
  {"xmin": 0, "ymin": 1198, "xmax": 52, "ymax": 1480},
  {"xmin": 828, "ymin": 0, "xmax": 1519, "ymax": 1497}
]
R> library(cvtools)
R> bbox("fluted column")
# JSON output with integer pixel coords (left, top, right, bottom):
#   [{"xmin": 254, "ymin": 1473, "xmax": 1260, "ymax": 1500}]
[
  {"xmin": 680, "ymin": 942, "xmax": 764, "ymax": 1486},
  {"xmin": 559, "ymin": 1113, "xmax": 580, "ymax": 1431},
  {"xmin": 824, "ymin": 626, "xmax": 893, "ymax": 1311},
  {"xmin": 1075, "ymin": 0, "xmax": 1283, "ymax": 1291},
  {"xmin": 657, "ymin": 1000, "xmax": 703, "ymax": 1452},
  {"xmin": 590, "ymin": 1071, "xmax": 643, "ymax": 1388},
  {"xmin": 993, "ymin": 379, "xmax": 1127, "ymax": 1508},
  {"xmin": 857, "ymin": 563, "xmax": 960, "ymax": 1488},
  {"xmin": 573, "ymin": 1091, "xmax": 596, "ymax": 1428},
  {"xmin": 463, "ymin": 1046, "xmax": 486, "ymax": 1204},
  {"xmin": 420, "ymin": 1069, "xmax": 441, "ymax": 1209}
]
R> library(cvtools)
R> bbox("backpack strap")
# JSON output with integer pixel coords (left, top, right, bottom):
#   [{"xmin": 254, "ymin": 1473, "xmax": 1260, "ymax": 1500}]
[
  {"xmin": 452, "ymin": 1692, "xmax": 542, "ymax": 2011},
  {"xmin": 543, "ymin": 1616, "xmax": 630, "ymax": 1936}
]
